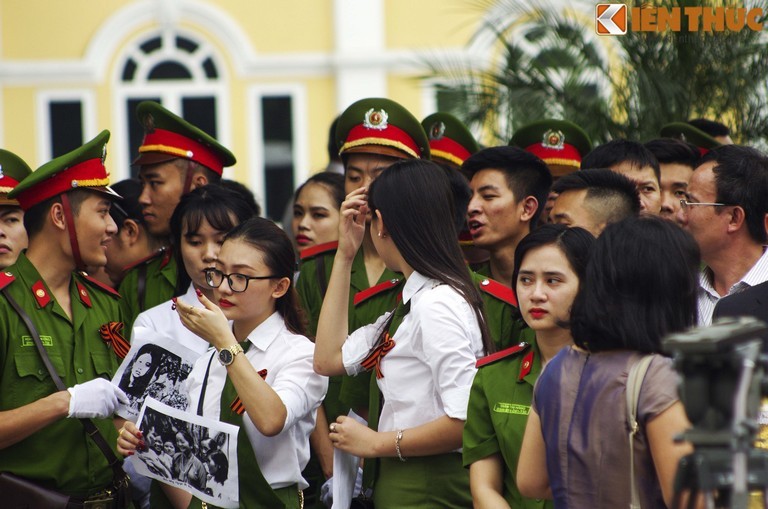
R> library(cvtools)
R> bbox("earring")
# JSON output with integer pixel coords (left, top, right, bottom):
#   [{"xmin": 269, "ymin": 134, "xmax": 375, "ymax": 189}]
[{"xmin": 377, "ymin": 231, "xmax": 382, "ymax": 238}]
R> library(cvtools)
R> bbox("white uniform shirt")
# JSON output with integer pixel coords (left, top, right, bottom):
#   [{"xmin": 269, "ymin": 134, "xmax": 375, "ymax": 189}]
[
  {"xmin": 186, "ymin": 312, "xmax": 328, "ymax": 490},
  {"xmin": 697, "ymin": 247, "xmax": 768, "ymax": 326},
  {"xmin": 342, "ymin": 271, "xmax": 483, "ymax": 438},
  {"xmin": 132, "ymin": 284, "xmax": 211, "ymax": 356}
]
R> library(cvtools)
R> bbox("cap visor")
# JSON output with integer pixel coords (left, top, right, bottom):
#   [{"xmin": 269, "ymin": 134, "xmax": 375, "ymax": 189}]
[
  {"xmin": 0, "ymin": 195, "xmax": 20, "ymax": 206},
  {"xmin": 132, "ymin": 151, "xmax": 179, "ymax": 167},
  {"xmin": 342, "ymin": 145, "xmax": 414, "ymax": 160},
  {"xmin": 91, "ymin": 186, "xmax": 123, "ymax": 200},
  {"xmin": 547, "ymin": 163, "xmax": 580, "ymax": 178}
]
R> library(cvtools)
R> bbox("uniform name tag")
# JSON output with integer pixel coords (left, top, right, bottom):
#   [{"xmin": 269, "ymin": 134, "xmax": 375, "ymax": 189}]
[
  {"xmin": 493, "ymin": 402, "xmax": 530, "ymax": 415},
  {"xmin": 21, "ymin": 335, "xmax": 53, "ymax": 347}
]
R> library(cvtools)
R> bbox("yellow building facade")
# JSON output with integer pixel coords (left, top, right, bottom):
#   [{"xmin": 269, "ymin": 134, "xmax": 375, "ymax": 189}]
[{"xmin": 0, "ymin": 0, "xmax": 482, "ymax": 218}]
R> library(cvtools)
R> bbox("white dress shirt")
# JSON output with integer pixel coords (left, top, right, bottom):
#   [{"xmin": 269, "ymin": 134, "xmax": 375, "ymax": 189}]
[
  {"xmin": 186, "ymin": 312, "xmax": 328, "ymax": 490},
  {"xmin": 697, "ymin": 247, "xmax": 768, "ymax": 326},
  {"xmin": 132, "ymin": 284, "xmax": 211, "ymax": 356},
  {"xmin": 341, "ymin": 271, "xmax": 483, "ymax": 438}
]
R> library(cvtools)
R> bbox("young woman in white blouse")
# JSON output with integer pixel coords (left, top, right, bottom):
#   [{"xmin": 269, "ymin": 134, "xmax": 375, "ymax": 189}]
[
  {"xmin": 313, "ymin": 159, "xmax": 493, "ymax": 508},
  {"xmin": 120, "ymin": 217, "xmax": 328, "ymax": 509}
]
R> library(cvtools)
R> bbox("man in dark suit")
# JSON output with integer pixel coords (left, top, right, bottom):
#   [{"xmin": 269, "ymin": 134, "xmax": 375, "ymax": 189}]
[{"xmin": 712, "ymin": 279, "xmax": 768, "ymax": 324}]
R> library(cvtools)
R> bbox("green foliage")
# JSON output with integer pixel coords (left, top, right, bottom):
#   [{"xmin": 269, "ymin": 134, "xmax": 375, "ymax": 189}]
[{"xmin": 425, "ymin": 0, "xmax": 768, "ymax": 146}]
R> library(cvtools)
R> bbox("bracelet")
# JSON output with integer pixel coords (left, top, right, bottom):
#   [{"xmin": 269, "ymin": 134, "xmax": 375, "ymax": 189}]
[{"xmin": 395, "ymin": 429, "xmax": 406, "ymax": 462}]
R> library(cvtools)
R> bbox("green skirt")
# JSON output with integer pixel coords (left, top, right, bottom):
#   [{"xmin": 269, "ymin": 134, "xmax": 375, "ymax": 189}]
[{"xmin": 373, "ymin": 453, "xmax": 472, "ymax": 508}]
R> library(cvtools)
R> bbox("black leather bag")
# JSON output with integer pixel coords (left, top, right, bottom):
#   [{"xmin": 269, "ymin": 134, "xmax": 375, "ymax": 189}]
[{"xmin": 0, "ymin": 472, "xmax": 70, "ymax": 508}]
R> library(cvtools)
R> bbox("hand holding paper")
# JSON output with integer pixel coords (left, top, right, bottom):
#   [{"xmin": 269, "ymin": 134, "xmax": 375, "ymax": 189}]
[{"xmin": 67, "ymin": 378, "xmax": 128, "ymax": 418}]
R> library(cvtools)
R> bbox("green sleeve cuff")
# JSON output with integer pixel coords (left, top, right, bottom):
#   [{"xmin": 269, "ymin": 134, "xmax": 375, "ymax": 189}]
[{"xmin": 463, "ymin": 437, "xmax": 501, "ymax": 468}]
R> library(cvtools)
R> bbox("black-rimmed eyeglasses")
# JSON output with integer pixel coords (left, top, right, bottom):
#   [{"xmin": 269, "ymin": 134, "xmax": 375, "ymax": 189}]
[{"xmin": 203, "ymin": 268, "xmax": 277, "ymax": 293}]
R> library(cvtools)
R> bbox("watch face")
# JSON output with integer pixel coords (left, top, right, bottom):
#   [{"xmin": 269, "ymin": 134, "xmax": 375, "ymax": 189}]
[{"xmin": 219, "ymin": 349, "xmax": 234, "ymax": 365}]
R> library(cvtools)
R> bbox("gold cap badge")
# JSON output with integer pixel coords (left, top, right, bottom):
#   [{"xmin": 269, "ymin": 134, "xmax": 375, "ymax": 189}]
[
  {"xmin": 363, "ymin": 108, "xmax": 389, "ymax": 130},
  {"xmin": 542, "ymin": 129, "xmax": 565, "ymax": 150}
]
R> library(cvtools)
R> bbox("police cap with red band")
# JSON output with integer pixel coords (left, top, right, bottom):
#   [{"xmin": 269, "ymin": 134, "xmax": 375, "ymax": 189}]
[
  {"xmin": 336, "ymin": 97, "xmax": 430, "ymax": 160},
  {"xmin": 421, "ymin": 112, "xmax": 479, "ymax": 168},
  {"xmin": 0, "ymin": 149, "xmax": 32, "ymax": 206},
  {"xmin": 509, "ymin": 119, "xmax": 592, "ymax": 178},
  {"xmin": 133, "ymin": 101, "xmax": 236, "ymax": 174},
  {"xmin": 8, "ymin": 130, "xmax": 120, "ymax": 211},
  {"xmin": 659, "ymin": 122, "xmax": 721, "ymax": 156}
]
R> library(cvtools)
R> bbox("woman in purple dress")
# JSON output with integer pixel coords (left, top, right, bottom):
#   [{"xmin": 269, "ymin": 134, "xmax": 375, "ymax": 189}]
[{"xmin": 518, "ymin": 216, "xmax": 699, "ymax": 508}]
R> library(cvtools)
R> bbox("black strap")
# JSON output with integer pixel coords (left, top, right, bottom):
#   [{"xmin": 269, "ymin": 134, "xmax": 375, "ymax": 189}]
[
  {"xmin": 1, "ymin": 287, "xmax": 126, "ymax": 479},
  {"xmin": 196, "ymin": 350, "xmax": 217, "ymax": 416},
  {"xmin": 196, "ymin": 341, "xmax": 251, "ymax": 416},
  {"xmin": 137, "ymin": 263, "xmax": 148, "ymax": 312}
]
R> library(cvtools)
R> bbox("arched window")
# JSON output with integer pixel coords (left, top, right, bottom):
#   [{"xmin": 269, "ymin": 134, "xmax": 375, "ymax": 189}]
[{"xmin": 115, "ymin": 31, "xmax": 226, "ymax": 179}]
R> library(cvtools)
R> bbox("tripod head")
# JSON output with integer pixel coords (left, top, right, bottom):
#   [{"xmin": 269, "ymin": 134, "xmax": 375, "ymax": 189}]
[{"xmin": 663, "ymin": 316, "xmax": 768, "ymax": 447}]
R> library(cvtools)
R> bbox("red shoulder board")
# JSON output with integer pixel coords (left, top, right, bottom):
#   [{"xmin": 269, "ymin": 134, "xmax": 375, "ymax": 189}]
[
  {"xmin": 76, "ymin": 281, "xmax": 92, "ymax": 308},
  {"xmin": 78, "ymin": 272, "xmax": 121, "ymax": 299},
  {"xmin": 31, "ymin": 280, "xmax": 51, "ymax": 308},
  {"xmin": 476, "ymin": 342, "xmax": 530, "ymax": 368},
  {"xmin": 478, "ymin": 278, "xmax": 518, "ymax": 307},
  {"xmin": 354, "ymin": 278, "xmax": 402, "ymax": 306},
  {"xmin": 121, "ymin": 248, "xmax": 165, "ymax": 272},
  {"xmin": 300, "ymin": 241, "xmax": 339, "ymax": 260},
  {"xmin": 159, "ymin": 247, "xmax": 172, "ymax": 268},
  {"xmin": 0, "ymin": 271, "xmax": 15, "ymax": 291},
  {"xmin": 518, "ymin": 348, "xmax": 535, "ymax": 381}
]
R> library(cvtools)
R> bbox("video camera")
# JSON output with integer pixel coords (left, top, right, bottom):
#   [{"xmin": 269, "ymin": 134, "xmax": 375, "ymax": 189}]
[{"xmin": 663, "ymin": 316, "xmax": 768, "ymax": 509}]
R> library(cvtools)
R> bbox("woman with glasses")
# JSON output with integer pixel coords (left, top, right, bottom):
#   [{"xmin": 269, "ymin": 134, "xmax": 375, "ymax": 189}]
[
  {"xmin": 131, "ymin": 184, "xmax": 256, "ymax": 355},
  {"xmin": 118, "ymin": 184, "xmax": 255, "ymax": 509},
  {"xmin": 120, "ymin": 217, "xmax": 328, "ymax": 508}
]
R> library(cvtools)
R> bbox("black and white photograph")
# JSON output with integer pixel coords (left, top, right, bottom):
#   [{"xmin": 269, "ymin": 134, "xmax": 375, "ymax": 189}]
[
  {"xmin": 130, "ymin": 397, "xmax": 240, "ymax": 509},
  {"xmin": 112, "ymin": 327, "xmax": 200, "ymax": 420}
]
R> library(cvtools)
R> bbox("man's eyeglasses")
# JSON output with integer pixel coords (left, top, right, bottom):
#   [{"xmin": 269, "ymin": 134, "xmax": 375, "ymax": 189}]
[
  {"xmin": 679, "ymin": 199, "xmax": 731, "ymax": 211},
  {"xmin": 203, "ymin": 268, "xmax": 277, "ymax": 293}
]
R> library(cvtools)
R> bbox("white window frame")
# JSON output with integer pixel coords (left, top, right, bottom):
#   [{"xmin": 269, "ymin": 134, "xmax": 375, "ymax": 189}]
[
  {"xmin": 112, "ymin": 28, "xmax": 229, "ymax": 181},
  {"xmin": 36, "ymin": 90, "xmax": 96, "ymax": 166},
  {"xmin": 246, "ymin": 84, "xmax": 308, "ymax": 217}
]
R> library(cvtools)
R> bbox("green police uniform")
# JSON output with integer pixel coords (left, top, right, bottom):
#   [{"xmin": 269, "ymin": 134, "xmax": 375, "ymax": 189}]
[
  {"xmin": 0, "ymin": 256, "xmax": 123, "ymax": 497},
  {"xmin": 295, "ymin": 243, "xmax": 403, "ymax": 419},
  {"xmin": 118, "ymin": 247, "xmax": 177, "ymax": 335},
  {"xmin": 463, "ymin": 340, "xmax": 552, "ymax": 509},
  {"xmin": 296, "ymin": 241, "xmax": 403, "ymax": 508},
  {"xmin": 472, "ymin": 272, "xmax": 531, "ymax": 351},
  {"xmin": 340, "ymin": 252, "xmax": 403, "ymax": 412},
  {"xmin": 1, "ymin": 130, "xmax": 125, "ymax": 498},
  {"xmin": 121, "ymin": 101, "xmax": 235, "ymax": 336}
]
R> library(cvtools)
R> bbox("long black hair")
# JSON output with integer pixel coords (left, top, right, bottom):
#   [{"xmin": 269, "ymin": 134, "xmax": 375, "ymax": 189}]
[
  {"xmin": 570, "ymin": 216, "xmax": 700, "ymax": 353},
  {"xmin": 224, "ymin": 217, "xmax": 306, "ymax": 336},
  {"xmin": 170, "ymin": 184, "xmax": 255, "ymax": 296},
  {"xmin": 368, "ymin": 159, "xmax": 493, "ymax": 353}
]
